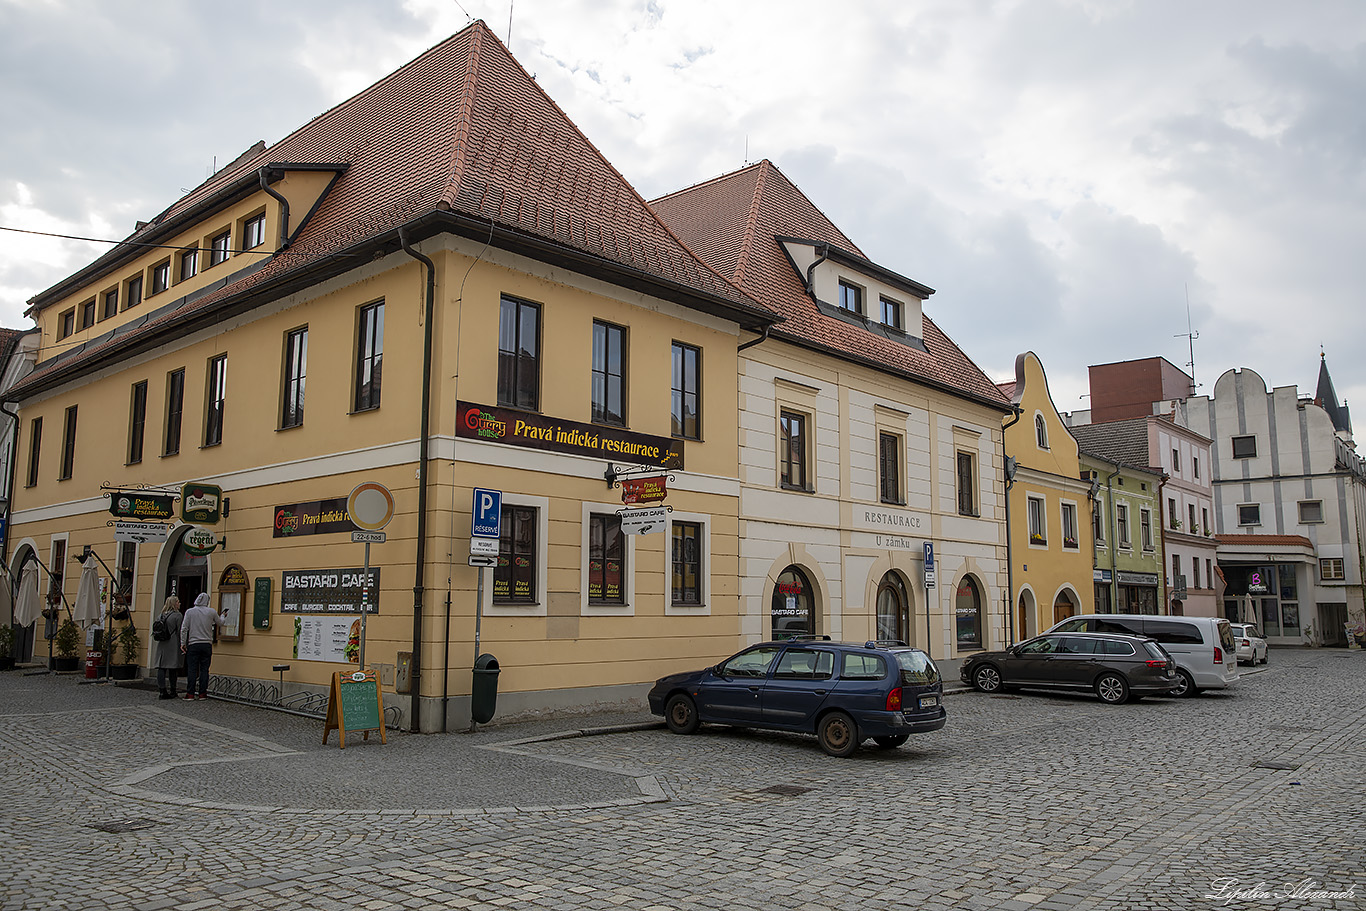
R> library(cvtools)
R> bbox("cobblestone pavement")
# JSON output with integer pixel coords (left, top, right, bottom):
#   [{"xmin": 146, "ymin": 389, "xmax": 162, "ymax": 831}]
[{"xmin": 2, "ymin": 650, "xmax": 1362, "ymax": 910}]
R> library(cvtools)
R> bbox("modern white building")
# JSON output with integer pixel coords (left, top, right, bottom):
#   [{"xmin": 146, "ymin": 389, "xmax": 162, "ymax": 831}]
[{"xmin": 1186, "ymin": 360, "xmax": 1365, "ymax": 646}]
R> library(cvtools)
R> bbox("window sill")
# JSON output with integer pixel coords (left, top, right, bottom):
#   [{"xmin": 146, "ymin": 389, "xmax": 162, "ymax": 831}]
[
  {"xmin": 880, "ymin": 498, "xmax": 906, "ymax": 507},
  {"xmin": 349, "ymin": 405, "xmax": 381, "ymax": 416},
  {"xmin": 780, "ymin": 484, "xmax": 814, "ymax": 494},
  {"xmin": 161, "ymin": 451, "xmax": 180, "ymax": 459},
  {"xmin": 276, "ymin": 423, "xmax": 304, "ymax": 433}
]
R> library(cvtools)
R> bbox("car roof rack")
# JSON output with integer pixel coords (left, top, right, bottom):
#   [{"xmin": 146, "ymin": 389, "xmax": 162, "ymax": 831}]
[
  {"xmin": 785, "ymin": 634, "xmax": 833, "ymax": 641},
  {"xmin": 867, "ymin": 639, "xmax": 909, "ymax": 648}
]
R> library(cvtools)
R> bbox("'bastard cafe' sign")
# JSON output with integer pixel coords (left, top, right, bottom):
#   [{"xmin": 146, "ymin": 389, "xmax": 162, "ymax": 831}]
[{"xmin": 456, "ymin": 401, "xmax": 684, "ymax": 470}]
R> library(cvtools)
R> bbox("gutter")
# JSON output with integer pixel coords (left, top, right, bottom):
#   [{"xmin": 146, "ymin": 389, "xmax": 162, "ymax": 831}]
[
  {"xmin": 399, "ymin": 228, "xmax": 436, "ymax": 734},
  {"xmin": 804, "ymin": 242, "xmax": 830, "ymax": 296},
  {"xmin": 1106, "ymin": 463, "xmax": 1122, "ymax": 609}
]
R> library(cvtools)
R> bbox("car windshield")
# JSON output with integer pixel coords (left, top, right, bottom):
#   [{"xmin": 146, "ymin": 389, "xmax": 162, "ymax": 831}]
[
  {"xmin": 895, "ymin": 651, "xmax": 940, "ymax": 685},
  {"xmin": 720, "ymin": 646, "xmax": 781, "ymax": 678}
]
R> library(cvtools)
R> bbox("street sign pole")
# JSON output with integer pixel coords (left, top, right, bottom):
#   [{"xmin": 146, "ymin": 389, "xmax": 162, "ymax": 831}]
[
  {"xmin": 470, "ymin": 565, "xmax": 485, "ymax": 733},
  {"xmin": 359, "ymin": 540, "xmax": 371, "ymax": 670}
]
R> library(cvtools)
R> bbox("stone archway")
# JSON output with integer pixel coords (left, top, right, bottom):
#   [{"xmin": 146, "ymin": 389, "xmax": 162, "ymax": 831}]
[
  {"xmin": 1052, "ymin": 587, "xmax": 1080, "ymax": 626},
  {"xmin": 1017, "ymin": 587, "xmax": 1038, "ymax": 641}
]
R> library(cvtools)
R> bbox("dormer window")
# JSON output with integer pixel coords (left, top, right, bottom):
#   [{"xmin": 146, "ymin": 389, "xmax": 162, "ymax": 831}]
[
  {"xmin": 880, "ymin": 296, "xmax": 902, "ymax": 330},
  {"xmin": 838, "ymin": 280, "xmax": 864, "ymax": 316},
  {"xmin": 1035, "ymin": 414, "xmax": 1048, "ymax": 449}
]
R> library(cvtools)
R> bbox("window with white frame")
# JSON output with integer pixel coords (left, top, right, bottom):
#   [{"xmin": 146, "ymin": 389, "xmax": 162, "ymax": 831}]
[
  {"xmin": 667, "ymin": 510, "xmax": 711, "ymax": 613},
  {"xmin": 1320, "ymin": 557, "xmax": 1345, "ymax": 581},
  {"xmin": 1061, "ymin": 502, "xmax": 1078, "ymax": 549},
  {"xmin": 582, "ymin": 506, "xmax": 634, "ymax": 613},
  {"xmin": 485, "ymin": 494, "xmax": 549, "ymax": 616},
  {"xmin": 1035, "ymin": 415, "xmax": 1048, "ymax": 449},
  {"xmin": 1027, "ymin": 496, "xmax": 1046, "ymax": 545},
  {"xmin": 1116, "ymin": 504, "xmax": 1130, "ymax": 547},
  {"xmin": 1140, "ymin": 508, "xmax": 1152, "ymax": 550},
  {"xmin": 1238, "ymin": 504, "xmax": 1261, "ymax": 526}
]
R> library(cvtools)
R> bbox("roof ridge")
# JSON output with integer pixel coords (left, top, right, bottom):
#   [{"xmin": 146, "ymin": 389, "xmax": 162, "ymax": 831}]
[
  {"xmin": 731, "ymin": 159, "xmax": 770, "ymax": 286},
  {"xmin": 441, "ymin": 22, "xmax": 488, "ymax": 209}
]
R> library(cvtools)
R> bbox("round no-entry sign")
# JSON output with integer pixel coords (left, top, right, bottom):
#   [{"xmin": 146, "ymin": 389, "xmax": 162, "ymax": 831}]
[{"xmin": 347, "ymin": 482, "xmax": 395, "ymax": 531}]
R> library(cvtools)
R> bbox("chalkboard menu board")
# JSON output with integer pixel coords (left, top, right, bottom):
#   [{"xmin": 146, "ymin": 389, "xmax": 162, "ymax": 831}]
[
  {"xmin": 253, "ymin": 577, "xmax": 272, "ymax": 629},
  {"xmin": 323, "ymin": 669, "xmax": 386, "ymax": 749}
]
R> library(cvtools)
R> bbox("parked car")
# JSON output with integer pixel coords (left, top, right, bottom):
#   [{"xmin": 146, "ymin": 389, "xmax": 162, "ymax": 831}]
[
  {"xmin": 1229, "ymin": 623, "xmax": 1268, "ymax": 665},
  {"xmin": 960, "ymin": 632, "xmax": 1180, "ymax": 704},
  {"xmin": 648, "ymin": 639, "xmax": 945, "ymax": 757},
  {"xmin": 1046, "ymin": 614, "xmax": 1238, "ymax": 697}
]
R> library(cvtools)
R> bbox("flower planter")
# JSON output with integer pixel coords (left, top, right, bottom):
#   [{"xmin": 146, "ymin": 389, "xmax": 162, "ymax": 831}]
[
  {"xmin": 0, "ymin": 657, "xmax": 15, "ymax": 672},
  {"xmin": 110, "ymin": 664, "xmax": 140, "ymax": 681},
  {"xmin": 53, "ymin": 656, "xmax": 80, "ymax": 672}
]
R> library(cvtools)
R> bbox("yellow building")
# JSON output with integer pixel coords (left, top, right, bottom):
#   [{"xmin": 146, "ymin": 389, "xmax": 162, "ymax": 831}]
[
  {"xmin": 6, "ymin": 22, "xmax": 777, "ymax": 730},
  {"xmin": 1000, "ymin": 352, "xmax": 1094, "ymax": 639}
]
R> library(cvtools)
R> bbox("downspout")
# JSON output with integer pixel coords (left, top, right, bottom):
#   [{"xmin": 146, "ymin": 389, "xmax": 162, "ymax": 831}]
[
  {"xmin": 400, "ymin": 228, "xmax": 436, "ymax": 733},
  {"xmin": 1001, "ymin": 406, "xmax": 1023, "ymax": 645},
  {"xmin": 804, "ymin": 243, "xmax": 830, "ymax": 296},
  {"xmin": 1106, "ymin": 463, "xmax": 1122, "ymax": 610},
  {"xmin": 1156, "ymin": 472, "xmax": 1171, "ymax": 614},
  {"xmin": 736, "ymin": 326, "xmax": 770, "ymax": 351},
  {"xmin": 259, "ymin": 168, "xmax": 291, "ymax": 250},
  {"xmin": 1, "ymin": 402, "xmax": 20, "ymax": 568}
]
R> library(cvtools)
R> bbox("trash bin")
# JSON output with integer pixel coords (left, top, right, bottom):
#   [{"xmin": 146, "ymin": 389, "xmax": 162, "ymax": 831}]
[
  {"xmin": 85, "ymin": 649, "xmax": 103, "ymax": 679},
  {"xmin": 471, "ymin": 653, "xmax": 500, "ymax": 724}
]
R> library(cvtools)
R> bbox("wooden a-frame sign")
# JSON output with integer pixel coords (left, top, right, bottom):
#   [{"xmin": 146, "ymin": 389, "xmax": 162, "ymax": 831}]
[{"xmin": 324, "ymin": 669, "xmax": 387, "ymax": 749}]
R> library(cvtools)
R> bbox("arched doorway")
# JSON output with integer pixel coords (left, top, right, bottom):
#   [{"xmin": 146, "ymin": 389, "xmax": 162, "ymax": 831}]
[
  {"xmin": 955, "ymin": 576, "xmax": 983, "ymax": 650},
  {"xmin": 875, "ymin": 571, "xmax": 909, "ymax": 643},
  {"xmin": 164, "ymin": 532, "xmax": 209, "ymax": 611},
  {"xmin": 1017, "ymin": 589, "xmax": 1037, "ymax": 641},
  {"xmin": 1053, "ymin": 590, "xmax": 1078, "ymax": 625},
  {"xmin": 771, "ymin": 566, "xmax": 815, "ymax": 640},
  {"xmin": 7, "ymin": 545, "xmax": 40, "ymax": 663}
]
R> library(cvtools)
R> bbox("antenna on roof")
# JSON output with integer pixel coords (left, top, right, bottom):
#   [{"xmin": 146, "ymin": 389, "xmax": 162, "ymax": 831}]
[
  {"xmin": 451, "ymin": 0, "xmax": 473, "ymax": 22},
  {"xmin": 744, "ymin": 135, "xmax": 749, "ymax": 166},
  {"xmin": 1174, "ymin": 283, "xmax": 1200, "ymax": 394},
  {"xmin": 507, "ymin": 0, "xmax": 515, "ymax": 47}
]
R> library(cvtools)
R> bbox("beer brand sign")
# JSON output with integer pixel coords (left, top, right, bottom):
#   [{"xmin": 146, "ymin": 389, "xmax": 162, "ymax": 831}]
[
  {"xmin": 181, "ymin": 483, "xmax": 222, "ymax": 524},
  {"xmin": 456, "ymin": 401, "xmax": 684, "ymax": 470}
]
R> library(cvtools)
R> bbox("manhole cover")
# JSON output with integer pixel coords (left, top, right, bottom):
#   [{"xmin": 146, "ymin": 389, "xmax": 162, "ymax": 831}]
[
  {"xmin": 1252, "ymin": 760, "xmax": 1301, "ymax": 771},
  {"xmin": 759, "ymin": 784, "xmax": 813, "ymax": 797},
  {"xmin": 88, "ymin": 818, "xmax": 161, "ymax": 833}
]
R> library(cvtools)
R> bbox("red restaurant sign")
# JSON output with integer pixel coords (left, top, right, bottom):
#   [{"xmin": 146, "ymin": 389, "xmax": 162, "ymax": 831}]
[{"xmin": 621, "ymin": 476, "xmax": 668, "ymax": 504}]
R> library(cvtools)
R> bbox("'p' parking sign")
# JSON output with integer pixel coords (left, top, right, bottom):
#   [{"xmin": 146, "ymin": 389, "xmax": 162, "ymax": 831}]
[{"xmin": 472, "ymin": 488, "xmax": 502, "ymax": 538}]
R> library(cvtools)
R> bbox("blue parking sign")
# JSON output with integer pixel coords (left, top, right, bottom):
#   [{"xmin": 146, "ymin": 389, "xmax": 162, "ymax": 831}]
[{"xmin": 472, "ymin": 488, "xmax": 502, "ymax": 538}]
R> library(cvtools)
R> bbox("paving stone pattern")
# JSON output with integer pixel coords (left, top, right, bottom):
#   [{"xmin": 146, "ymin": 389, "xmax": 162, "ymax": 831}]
[{"xmin": 1, "ymin": 651, "xmax": 1363, "ymax": 910}]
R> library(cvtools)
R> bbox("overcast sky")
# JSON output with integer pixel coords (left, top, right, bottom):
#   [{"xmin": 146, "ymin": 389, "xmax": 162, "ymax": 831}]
[{"xmin": 3, "ymin": 0, "xmax": 1364, "ymax": 414}]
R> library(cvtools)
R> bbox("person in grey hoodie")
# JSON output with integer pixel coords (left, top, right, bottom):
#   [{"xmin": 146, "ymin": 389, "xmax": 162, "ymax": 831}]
[
  {"xmin": 180, "ymin": 592, "xmax": 225, "ymax": 700},
  {"xmin": 152, "ymin": 596, "xmax": 184, "ymax": 699}
]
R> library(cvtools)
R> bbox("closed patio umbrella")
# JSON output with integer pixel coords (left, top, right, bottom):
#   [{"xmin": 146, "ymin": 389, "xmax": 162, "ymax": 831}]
[
  {"xmin": 74, "ymin": 559, "xmax": 101, "ymax": 629},
  {"xmin": 14, "ymin": 562, "xmax": 41, "ymax": 628}
]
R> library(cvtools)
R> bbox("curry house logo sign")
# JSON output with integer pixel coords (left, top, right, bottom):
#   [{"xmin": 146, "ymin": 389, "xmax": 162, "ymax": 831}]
[{"xmin": 456, "ymin": 401, "xmax": 684, "ymax": 470}]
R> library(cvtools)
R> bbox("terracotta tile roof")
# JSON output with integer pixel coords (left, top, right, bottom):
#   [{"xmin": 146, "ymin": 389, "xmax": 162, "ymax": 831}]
[
  {"xmin": 651, "ymin": 161, "xmax": 1010, "ymax": 409},
  {"xmin": 1070, "ymin": 418, "xmax": 1157, "ymax": 471},
  {"xmin": 14, "ymin": 20, "xmax": 771, "ymax": 398}
]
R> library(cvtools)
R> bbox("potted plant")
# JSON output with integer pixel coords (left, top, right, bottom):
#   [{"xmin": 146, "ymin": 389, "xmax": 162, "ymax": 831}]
[
  {"xmin": 0, "ymin": 624, "xmax": 16, "ymax": 671},
  {"xmin": 53, "ymin": 618, "xmax": 81, "ymax": 672},
  {"xmin": 111, "ymin": 622, "xmax": 141, "ymax": 680}
]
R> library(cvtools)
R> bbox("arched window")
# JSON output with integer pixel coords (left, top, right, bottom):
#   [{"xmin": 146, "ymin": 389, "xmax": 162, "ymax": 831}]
[
  {"xmin": 771, "ymin": 566, "xmax": 815, "ymax": 640},
  {"xmin": 1035, "ymin": 414, "xmax": 1048, "ymax": 449},
  {"xmin": 956, "ymin": 576, "xmax": 982, "ymax": 648},
  {"xmin": 875, "ymin": 571, "xmax": 908, "ymax": 643}
]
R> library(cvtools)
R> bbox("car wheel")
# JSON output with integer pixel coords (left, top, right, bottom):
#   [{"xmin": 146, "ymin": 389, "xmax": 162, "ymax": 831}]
[
  {"xmin": 1260, "ymin": 650, "xmax": 1269, "ymax": 665},
  {"xmin": 664, "ymin": 693, "xmax": 700, "ymax": 735},
  {"xmin": 1095, "ymin": 673, "xmax": 1129, "ymax": 705},
  {"xmin": 872, "ymin": 734, "xmax": 910, "ymax": 749},
  {"xmin": 1172, "ymin": 669, "xmax": 1198, "ymax": 698},
  {"xmin": 817, "ymin": 710, "xmax": 860, "ymax": 758},
  {"xmin": 972, "ymin": 664, "xmax": 1003, "ymax": 693}
]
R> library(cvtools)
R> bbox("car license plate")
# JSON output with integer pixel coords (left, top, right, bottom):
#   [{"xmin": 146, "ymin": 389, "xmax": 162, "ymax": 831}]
[{"xmin": 918, "ymin": 695, "xmax": 938, "ymax": 709}]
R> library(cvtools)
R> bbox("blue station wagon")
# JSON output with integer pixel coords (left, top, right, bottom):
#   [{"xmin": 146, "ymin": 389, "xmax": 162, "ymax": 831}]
[{"xmin": 648, "ymin": 640, "xmax": 946, "ymax": 757}]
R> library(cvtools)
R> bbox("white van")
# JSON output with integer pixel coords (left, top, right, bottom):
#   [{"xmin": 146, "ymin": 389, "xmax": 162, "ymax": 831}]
[{"xmin": 1045, "ymin": 614, "xmax": 1238, "ymax": 697}]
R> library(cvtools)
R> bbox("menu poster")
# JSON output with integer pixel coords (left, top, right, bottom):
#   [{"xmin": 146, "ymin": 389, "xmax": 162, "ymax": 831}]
[{"xmin": 292, "ymin": 616, "xmax": 363, "ymax": 664}]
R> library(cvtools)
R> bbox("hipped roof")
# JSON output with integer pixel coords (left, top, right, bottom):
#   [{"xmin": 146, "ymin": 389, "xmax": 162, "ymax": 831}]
[
  {"xmin": 14, "ymin": 20, "xmax": 774, "ymax": 399},
  {"xmin": 651, "ymin": 161, "xmax": 1009, "ymax": 410}
]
